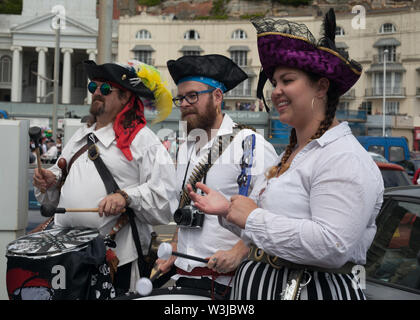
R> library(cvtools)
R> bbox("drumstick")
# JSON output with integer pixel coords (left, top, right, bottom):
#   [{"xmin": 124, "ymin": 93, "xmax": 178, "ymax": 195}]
[
  {"xmin": 136, "ymin": 269, "xmax": 162, "ymax": 296},
  {"xmin": 40, "ymin": 204, "xmax": 125, "ymax": 217},
  {"xmin": 157, "ymin": 242, "xmax": 209, "ymax": 263},
  {"xmin": 28, "ymin": 126, "xmax": 44, "ymax": 192}
]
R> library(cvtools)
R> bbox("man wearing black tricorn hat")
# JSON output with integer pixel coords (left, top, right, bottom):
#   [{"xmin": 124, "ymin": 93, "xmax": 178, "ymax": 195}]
[
  {"xmin": 32, "ymin": 60, "xmax": 178, "ymax": 295},
  {"xmin": 156, "ymin": 54, "xmax": 277, "ymax": 298}
]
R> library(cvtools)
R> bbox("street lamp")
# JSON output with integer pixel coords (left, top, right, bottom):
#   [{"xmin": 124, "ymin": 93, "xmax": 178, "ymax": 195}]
[{"xmin": 382, "ymin": 49, "xmax": 388, "ymax": 137}]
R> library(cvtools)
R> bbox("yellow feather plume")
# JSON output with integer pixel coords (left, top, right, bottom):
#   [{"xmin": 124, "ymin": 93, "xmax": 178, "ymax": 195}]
[{"xmin": 127, "ymin": 60, "xmax": 173, "ymax": 124}]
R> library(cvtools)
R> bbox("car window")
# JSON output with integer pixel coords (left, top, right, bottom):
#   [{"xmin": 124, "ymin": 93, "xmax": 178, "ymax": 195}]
[
  {"xmin": 368, "ymin": 145, "xmax": 385, "ymax": 157},
  {"xmin": 389, "ymin": 146, "xmax": 405, "ymax": 162},
  {"xmin": 380, "ymin": 170, "xmax": 412, "ymax": 188},
  {"xmin": 366, "ymin": 200, "xmax": 420, "ymax": 292}
]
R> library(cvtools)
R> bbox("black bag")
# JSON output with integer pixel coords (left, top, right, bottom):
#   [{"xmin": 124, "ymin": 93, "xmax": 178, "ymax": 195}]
[{"xmin": 6, "ymin": 228, "xmax": 116, "ymax": 300}]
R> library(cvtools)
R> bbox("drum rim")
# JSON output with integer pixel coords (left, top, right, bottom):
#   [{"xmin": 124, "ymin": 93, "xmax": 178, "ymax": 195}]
[
  {"xmin": 6, "ymin": 227, "xmax": 100, "ymax": 258},
  {"xmin": 115, "ymin": 286, "xmax": 223, "ymax": 300}
]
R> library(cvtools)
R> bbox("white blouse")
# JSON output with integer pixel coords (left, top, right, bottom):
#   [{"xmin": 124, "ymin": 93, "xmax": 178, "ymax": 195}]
[{"xmin": 222, "ymin": 122, "xmax": 384, "ymax": 269}]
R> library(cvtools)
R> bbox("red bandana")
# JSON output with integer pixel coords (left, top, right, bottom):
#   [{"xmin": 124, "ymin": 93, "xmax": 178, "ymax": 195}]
[{"xmin": 113, "ymin": 94, "xmax": 147, "ymax": 161}]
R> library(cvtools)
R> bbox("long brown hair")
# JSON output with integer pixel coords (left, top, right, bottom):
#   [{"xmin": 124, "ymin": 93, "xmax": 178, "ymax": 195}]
[{"xmin": 266, "ymin": 71, "xmax": 340, "ymax": 179}]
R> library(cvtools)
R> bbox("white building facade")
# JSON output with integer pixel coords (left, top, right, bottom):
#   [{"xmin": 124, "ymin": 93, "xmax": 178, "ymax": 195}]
[{"xmin": 0, "ymin": 0, "xmax": 118, "ymax": 105}]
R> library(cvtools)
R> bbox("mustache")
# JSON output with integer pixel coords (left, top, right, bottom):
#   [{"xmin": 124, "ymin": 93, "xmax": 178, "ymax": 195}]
[{"xmin": 92, "ymin": 96, "xmax": 105, "ymax": 103}]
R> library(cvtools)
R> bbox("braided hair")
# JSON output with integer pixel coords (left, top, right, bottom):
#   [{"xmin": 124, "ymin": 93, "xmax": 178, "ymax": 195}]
[{"xmin": 266, "ymin": 71, "xmax": 340, "ymax": 180}]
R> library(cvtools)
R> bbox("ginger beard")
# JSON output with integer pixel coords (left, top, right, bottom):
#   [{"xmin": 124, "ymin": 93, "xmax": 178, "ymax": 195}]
[{"xmin": 181, "ymin": 95, "xmax": 218, "ymax": 134}]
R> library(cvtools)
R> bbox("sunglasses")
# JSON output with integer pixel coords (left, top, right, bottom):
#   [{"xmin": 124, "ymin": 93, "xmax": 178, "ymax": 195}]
[{"xmin": 87, "ymin": 81, "xmax": 115, "ymax": 96}]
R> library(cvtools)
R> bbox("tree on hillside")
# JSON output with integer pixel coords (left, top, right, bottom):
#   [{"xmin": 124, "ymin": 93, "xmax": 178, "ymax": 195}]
[{"xmin": 0, "ymin": 0, "xmax": 22, "ymax": 14}]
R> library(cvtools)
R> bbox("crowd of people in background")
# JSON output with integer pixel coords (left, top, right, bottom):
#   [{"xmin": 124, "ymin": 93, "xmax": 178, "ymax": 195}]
[{"xmin": 29, "ymin": 129, "xmax": 62, "ymax": 165}]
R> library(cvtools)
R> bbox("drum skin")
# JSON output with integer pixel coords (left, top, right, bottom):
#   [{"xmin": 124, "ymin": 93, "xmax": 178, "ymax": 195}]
[{"xmin": 6, "ymin": 228, "xmax": 115, "ymax": 300}]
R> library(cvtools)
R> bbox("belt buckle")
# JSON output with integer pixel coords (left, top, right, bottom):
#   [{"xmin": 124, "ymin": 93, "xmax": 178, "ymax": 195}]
[{"xmin": 88, "ymin": 144, "xmax": 99, "ymax": 161}]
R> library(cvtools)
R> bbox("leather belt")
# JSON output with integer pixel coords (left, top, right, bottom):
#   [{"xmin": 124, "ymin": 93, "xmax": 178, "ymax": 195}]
[{"xmin": 248, "ymin": 245, "xmax": 355, "ymax": 274}]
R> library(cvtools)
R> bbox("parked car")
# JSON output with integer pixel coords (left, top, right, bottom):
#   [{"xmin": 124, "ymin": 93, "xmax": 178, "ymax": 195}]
[
  {"xmin": 376, "ymin": 162, "xmax": 412, "ymax": 188},
  {"xmin": 365, "ymin": 185, "xmax": 420, "ymax": 299},
  {"xmin": 369, "ymin": 151, "xmax": 389, "ymax": 163}
]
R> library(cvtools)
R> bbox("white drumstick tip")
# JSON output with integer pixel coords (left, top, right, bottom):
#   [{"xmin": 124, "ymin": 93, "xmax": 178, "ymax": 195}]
[
  {"xmin": 136, "ymin": 278, "xmax": 153, "ymax": 296},
  {"xmin": 157, "ymin": 242, "xmax": 172, "ymax": 260}
]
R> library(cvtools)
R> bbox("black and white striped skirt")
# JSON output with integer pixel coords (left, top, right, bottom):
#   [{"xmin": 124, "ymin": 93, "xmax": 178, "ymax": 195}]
[{"xmin": 230, "ymin": 260, "xmax": 366, "ymax": 300}]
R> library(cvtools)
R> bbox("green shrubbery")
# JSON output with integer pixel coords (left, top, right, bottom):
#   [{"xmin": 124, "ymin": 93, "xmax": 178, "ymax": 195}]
[
  {"xmin": 137, "ymin": 0, "xmax": 162, "ymax": 6},
  {"xmin": 0, "ymin": 0, "xmax": 22, "ymax": 14}
]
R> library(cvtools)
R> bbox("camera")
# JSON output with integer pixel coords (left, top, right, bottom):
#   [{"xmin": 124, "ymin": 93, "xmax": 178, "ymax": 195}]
[{"xmin": 173, "ymin": 205, "xmax": 205, "ymax": 229}]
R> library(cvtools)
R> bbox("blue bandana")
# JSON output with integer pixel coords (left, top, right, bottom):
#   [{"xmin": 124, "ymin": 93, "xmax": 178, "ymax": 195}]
[{"xmin": 178, "ymin": 76, "xmax": 227, "ymax": 93}]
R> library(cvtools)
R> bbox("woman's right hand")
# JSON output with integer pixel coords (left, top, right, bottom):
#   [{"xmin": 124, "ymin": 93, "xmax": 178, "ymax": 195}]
[
  {"xmin": 33, "ymin": 168, "xmax": 57, "ymax": 193},
  {"xmin": 187, "ymin": 182, "xmax": 230, "ymax": 217}
]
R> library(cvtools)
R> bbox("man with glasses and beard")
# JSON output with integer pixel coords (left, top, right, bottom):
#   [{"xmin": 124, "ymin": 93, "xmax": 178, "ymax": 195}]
[
  {"xmin": 32, "ymin": 60, "xmax": 178, "ymax": 295},
  {"xmin": 156, "ymin": 54, "xmax": 278, "ymax": 299}
]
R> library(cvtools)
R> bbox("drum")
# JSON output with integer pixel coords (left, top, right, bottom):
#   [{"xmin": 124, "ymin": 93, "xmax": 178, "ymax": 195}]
[
  {"xmin": 6, "ymin": 227, "xmax": 115, "ymax": 300},
  {"xmin": 117, "ymin": 287, "xmax": 220, "ymax": 300}
]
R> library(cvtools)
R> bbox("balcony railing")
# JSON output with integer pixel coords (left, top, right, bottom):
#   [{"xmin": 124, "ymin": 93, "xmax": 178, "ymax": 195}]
[
  {"xmin": 225, "ymin": 89, "xmax": 255, "ymax": 98},
  {"xmin": 336, "ymin": 109, "xmax": 367, "ymax": 122},
  {"xmin": 365, "ymin": 87, "xmax": 406, "ymax": 98},
  {"xmin": 340, "ymin": 88, "xmax": 356, "ymax": 100},
  {"xmin": 372, "ymin": 53, "xmax": 401, "ymax": 64}
]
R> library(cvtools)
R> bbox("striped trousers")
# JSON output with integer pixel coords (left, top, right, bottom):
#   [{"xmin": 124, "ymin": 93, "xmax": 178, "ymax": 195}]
[{"xmin": 230, "ymin": 260, "xmax": 366, "ymax": 300}]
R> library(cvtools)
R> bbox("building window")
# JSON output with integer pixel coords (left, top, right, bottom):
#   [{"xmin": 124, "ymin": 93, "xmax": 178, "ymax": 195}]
[
  {"xmin": 380, "ymin": 23, "xmax": 396, "ymax": 34},
  {"xmin": 74, "ymin": 63, "xmax": 87, "ymax": 88},
  {"xmin": 361, "ymin": 101, "xmax": 372, "ymax": 115},
  {"xmin": 229, "ymin": 78, "xmax": 251, "ymax": 97},
  {"xmin": 232, "ymin": 29, "xmax": 247, "ymax": 39},
  {"xmin": 386, "ymin": 101, "xmax": 400, "ymax": 115},
  {"xmin": 136, "ymin": 29, "xmax": 151, "ymax": 40},
  {"xmin": 230, "ymin": 51, "xmax": 247, "ymax": 66},
  {"xmin": 134, "ymin": 51, "xmax": 153, "ymax": 65},
  {"xmin": 184, "ymin": 30, "xmax": 200, "ymax": 40},
  {"xmin": 335, "ymin": 26, "xmax": 345, "ymax": 36},
  {"xmin": 338, "ymin": 101, "xmax": 349, "ymax": 111},
  {"xmin": 0, "ymin": 55, "xmax": 12, "ymax": 83},
  {"xmin": 183, "ymin": 51, "xmax": 200, "ymax": 56},
  {"xmin": 29, "ymin": 61, "xmax": 38, "ymax": 86},
  {"xmin": 373, "ymin": 72, "xmax": 403, "ymax": 96},
  {"xmin": 378, "ymin": 45, "xmax": 397, "ymax": 62}
]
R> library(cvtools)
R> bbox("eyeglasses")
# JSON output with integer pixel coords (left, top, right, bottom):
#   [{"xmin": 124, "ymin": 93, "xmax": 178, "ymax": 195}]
[
  {"xmin": 87, "ymin": 81, "xmax": 115, "ymax": 96},
  {"xmin": 172, "ymin": 89, "xmax": 215, "ymax": 107}
]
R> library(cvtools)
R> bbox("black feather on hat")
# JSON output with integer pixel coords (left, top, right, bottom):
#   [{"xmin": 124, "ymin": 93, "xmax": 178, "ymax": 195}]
[
  {"xmin": 83, "ymin": 60, "xmax": 155, "ymax": 99},
  {"xmin": 166, "ymin": 54, "xmax": 247, "ymax": 93}
]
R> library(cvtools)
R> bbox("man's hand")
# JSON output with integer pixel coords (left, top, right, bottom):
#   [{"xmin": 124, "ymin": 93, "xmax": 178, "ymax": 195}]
[
  {"xmin": 187, "ymin": 182, "xmax": 230, "ymax": 217},
  {"xmin": 33, "ymin": 168, "xmax": 57, "ymax": 193},
  {"xmin": 98, "ymin": 193, "xmax": 126, "ymax": 217}
]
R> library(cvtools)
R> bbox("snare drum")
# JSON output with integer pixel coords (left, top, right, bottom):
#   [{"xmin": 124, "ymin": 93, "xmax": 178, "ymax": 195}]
[
  {"xmin": 117, "ymin": 287, "xmax": 221, "ymax": 300},
  {"xmin": 6, "ymin": 227, "xmax": 115, "ymax": 300}
]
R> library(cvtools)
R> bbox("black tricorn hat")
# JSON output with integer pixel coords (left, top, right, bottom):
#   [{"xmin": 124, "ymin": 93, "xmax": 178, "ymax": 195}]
[
  {"xmin": 166, "ymin": 54, "xmax": 247, "ymax": 93},
  {"xmin": 83, "ymin": 60, "xmax": 155, "ymax": 99}
]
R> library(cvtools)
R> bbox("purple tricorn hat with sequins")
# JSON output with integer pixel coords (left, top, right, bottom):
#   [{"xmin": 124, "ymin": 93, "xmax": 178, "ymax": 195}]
[{"xmin": 253, "ymin": 9, "xmax": 362, "ymax": 110}]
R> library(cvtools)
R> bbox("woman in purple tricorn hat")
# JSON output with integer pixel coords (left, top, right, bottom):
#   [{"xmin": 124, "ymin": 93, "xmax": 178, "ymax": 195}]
[{"xmin": 185, "ymin": 9, "xmax": 384, "ymax": 300}]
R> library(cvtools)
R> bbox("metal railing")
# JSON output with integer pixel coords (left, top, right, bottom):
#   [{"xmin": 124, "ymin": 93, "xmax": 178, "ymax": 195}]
[
  {"xmin": 365, "ymin": 87, "xmax": 405, "ymax": 97},
  {"xmin": 372, "ymin": 53, "xmax": 400, "ymax": 64}
]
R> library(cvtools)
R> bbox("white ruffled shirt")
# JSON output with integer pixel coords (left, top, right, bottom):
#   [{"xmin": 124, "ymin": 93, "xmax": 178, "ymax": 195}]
[
  {"xmin": 35, "ymin": 122, "xmax": 179, "ymax": 268},
  {"xmin": 221, "ymin": 122, "xmax": 384, "ymax": 269},
  {"xmin": 174, "ymin": 114, "xmax": 278, "ymax": 285}
]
